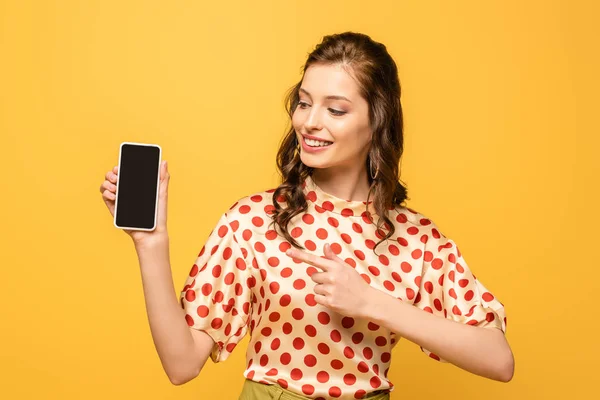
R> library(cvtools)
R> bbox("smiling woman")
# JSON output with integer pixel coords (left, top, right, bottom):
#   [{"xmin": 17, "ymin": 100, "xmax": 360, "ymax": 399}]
[{"xmin": 177, "ymin": 31, "xmax": 513, "ymax": 400}]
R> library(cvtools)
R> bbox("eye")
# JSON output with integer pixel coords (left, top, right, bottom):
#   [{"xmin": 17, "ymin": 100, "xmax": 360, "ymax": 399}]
[
  {"xmin": 329, "ymin": 108, "xmax": 346, "ymax": 116},
  {"xmin": 297, "ymin": 101, "xmax": 346, "ymax": 116}
]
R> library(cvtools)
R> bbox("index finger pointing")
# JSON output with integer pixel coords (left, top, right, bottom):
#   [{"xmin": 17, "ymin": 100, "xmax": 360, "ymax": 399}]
[{"xmin": 286, "ymin": 248, "xmax": 332, "ymax": 271}]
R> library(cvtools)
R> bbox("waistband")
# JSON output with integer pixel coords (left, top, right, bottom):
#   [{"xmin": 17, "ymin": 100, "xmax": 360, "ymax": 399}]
[{"xmin": 239, "ymin": 378, "xmax": 390, "ymax": 400}]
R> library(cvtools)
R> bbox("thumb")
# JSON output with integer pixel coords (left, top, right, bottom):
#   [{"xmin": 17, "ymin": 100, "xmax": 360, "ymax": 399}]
[{"xmin": 160, "ymin": 161, "xmax": 169, "ymax": 192}]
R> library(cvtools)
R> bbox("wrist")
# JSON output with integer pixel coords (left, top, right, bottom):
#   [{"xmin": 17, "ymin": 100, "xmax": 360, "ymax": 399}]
[
  {"xmin": 133, "ymin": 234, "xmax": 169, "ymax": 250},
  {"xmin": 359, "ymin": 285, "xmax": 380, "ymax": 319}
]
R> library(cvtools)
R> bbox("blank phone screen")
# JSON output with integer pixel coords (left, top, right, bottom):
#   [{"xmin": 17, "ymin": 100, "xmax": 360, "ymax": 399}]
[{"xmin": 114, "ymin": 143, "xmax": 161, "ymax": 230}]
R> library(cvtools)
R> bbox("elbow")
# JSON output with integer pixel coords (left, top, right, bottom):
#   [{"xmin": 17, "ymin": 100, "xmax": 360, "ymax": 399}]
[
  {"xmin": 168, "ymin": 367, "xmax": 201, "ymax": 386},
  {"xmin": 497, "ymin": 350, "xmax": 515, "ymax": 382}
]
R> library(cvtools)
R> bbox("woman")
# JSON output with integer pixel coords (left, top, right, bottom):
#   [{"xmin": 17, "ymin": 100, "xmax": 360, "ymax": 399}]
[{"xmin": 100, "ymin": 31, "xmax": 513, "ymax": 400}]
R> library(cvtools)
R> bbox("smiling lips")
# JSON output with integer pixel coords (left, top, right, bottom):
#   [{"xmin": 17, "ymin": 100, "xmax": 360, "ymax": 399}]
[{"xmin": 301, "ymin": 135, "xmax": 333, "ymax": 153}]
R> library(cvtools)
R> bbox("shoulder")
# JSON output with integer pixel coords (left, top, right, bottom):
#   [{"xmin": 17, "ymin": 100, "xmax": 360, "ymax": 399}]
[
  {"xmin": 222, "ymin": 185, "xmax": 281, "ymax": 226},
  {"xmin": 390, "ymin": 205, "xmax": 451, "ymax": 246}
]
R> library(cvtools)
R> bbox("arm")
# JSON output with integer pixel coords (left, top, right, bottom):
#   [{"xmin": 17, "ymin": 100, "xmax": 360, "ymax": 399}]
[
  {"xmin": 362, "ymin": 286, "xmax": 514, "ymax": 382},
  {"xmin": 134, "ymin": 236, "xmax": 213, "ymax": 385}
]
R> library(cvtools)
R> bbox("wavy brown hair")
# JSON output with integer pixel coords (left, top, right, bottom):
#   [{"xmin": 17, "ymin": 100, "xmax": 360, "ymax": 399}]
[{"xmin": 269, "ymin": 31, "xmax": 409, "ymax": 256}]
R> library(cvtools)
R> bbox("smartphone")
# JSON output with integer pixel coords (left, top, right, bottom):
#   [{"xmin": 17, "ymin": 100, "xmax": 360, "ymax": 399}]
[{"xmin": 113, "ymin": 142, "xmax": 162, "ymax": 231}]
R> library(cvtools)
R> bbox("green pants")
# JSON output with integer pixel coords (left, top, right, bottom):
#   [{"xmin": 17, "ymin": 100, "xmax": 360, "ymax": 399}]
[{"xmin": 238, "ymin": 378, "xmax": 391, "ymax": 400}]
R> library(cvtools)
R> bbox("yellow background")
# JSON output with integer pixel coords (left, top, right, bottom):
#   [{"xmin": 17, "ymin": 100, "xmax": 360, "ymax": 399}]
[{"xmin": 1, "ymin": 0, "xmax": 597, "ymax": 398}]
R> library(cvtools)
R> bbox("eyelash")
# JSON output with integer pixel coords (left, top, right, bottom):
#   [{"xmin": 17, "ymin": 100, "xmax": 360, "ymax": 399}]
[{"xmin": 297, "ymin": 101, "xmax": 346, "ymax": 116}]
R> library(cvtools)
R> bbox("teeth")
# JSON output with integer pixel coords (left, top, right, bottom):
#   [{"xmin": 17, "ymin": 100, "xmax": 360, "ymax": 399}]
[{"xmin": 305, "ymin": 138, "xmax": 333, "ymax": 147}]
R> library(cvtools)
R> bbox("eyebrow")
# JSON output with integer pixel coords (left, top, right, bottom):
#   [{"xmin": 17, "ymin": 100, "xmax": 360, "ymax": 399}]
[{"xmin": 299, "ymin": 88, "xmax": 352, "ymax": 103}]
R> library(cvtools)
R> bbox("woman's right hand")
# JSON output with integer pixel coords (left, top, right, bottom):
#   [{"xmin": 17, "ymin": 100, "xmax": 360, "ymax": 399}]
[{"xmin": 100, "ymin": 160, "xmax": 170, "ymax": 246}]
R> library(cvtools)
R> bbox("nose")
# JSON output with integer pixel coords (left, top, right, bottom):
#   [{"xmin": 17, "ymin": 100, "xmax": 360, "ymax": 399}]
[{"xmin": 303, "ymin": 107, "xmax": 323, "ymax": 131}]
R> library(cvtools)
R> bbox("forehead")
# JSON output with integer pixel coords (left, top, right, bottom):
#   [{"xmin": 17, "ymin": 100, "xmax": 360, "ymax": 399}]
[{"xmin": 301, "ymin": 63, "xmax": 360, "ymax": 99}]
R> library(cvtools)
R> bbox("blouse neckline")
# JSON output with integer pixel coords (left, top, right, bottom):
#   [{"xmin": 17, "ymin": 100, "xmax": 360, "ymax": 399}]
[{"xmin": 302, "ymin": 174, "xmax": 378, "ymax": 218}]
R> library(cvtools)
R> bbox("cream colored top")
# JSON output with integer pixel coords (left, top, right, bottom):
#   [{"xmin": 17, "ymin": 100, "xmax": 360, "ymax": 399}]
[{"xmin": 179, "ymin": 175, "xmax": 507, "ymax": 399}]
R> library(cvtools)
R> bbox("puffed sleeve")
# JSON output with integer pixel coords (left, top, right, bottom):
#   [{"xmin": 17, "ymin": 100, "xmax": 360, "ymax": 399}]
[
  {"xmin": 414, "ymin": 235, "xmax": 507, "ymax": 363},
  {"xmin": 179, "ymin": 211, "xmax": 254, "ymax": 363}
]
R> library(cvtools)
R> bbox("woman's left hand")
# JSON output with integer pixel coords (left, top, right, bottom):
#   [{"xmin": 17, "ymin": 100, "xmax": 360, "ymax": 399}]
[{"xmin": 285, "ymin": 243, "xmax": 374, "ymax": 318}]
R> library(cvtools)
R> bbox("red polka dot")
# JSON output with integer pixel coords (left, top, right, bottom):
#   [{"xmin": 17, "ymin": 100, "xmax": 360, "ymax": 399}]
[
  {"xmin": 343, "ymin": 346, "xmax": 355, "ymax": 358},
  {"xmin": 277, "ymin": 378, "xmax": 288, "ymax": 388},
  {"xmin": 293, "ymin": 337, "xmax": 305, "ymax": 350},
  {"xmin": 342, "ymin": 317, "xmax": 355, "ymax": 328},
  {"xmin": 201, "ymin": 283, "xmax": 212, "ymax": 296},
  {"xmin": 316, "ymin": 228, "xmax": 328, "ymax": 239},
  {"xmin": 482, "ymin": 292, "xmax": 495, "ymax": 302},
  {"xmin": 370, "ymin": 376, "xmax": 381, "ymax": 388},
  {"xmin": 292, "ymin": 308, "xmax": 304, "ymax": 320},
  {"xmin": 344, "ymin": 373, "xmax": 357, "ymax": 385},
  {"xmin": 330, "ymin": 243, "xmax": 342, "ymax": 254},
  {"xmin": 290, "ymin": 368, "xmax": 303, "ymax": 380},
  {"xmin": 317, "ymin": 370, "xmax": 329, "ymax": 383},
  {"xmin": 329, "ymin": 386, "xmax": 342, "ymax": 398},
  {"xmin": 269, "ymin": 312, "xmax": 281, "ymax": 322},
  {"xmin": 381, "ymin": 352, "xmax": 391, "ymax": 362},
  {"xmin": 280, "ymin": 294, "xmax": 291, "ymax": 307},
  {"xmin": 304, "ymin": 354, "xmax": 317, "ymax": 367},
  {"xmin": 330, "ymin": 329, "xmax": 342, "ymax": 342},
  {"xmin": 318, "ymin": 343, "xmax": 330, "ymax": 354},
  {"xmin": 261, "ymin": 327, "xmax": 272, "ymax": 336},
  {"xmin": 280, "ymin": 352, "xmax": 291, "ymax": 365},
  {"xmin": 260, "ymin": 354, "xmax": 269, "ymax": 366},
  {"xmin": 293, "ymin": 279, "xmax": 306, "ymax": 290},
  {"xmin": 357, "ymin": 361, "xmax": 369, "ymax": 373},
  {"xmin": 368, "ymin": 322, "xmax": 380, "ymax": 331},
  {"xmin": 197, "ymin": 305, "xmax": 209, "ymax": 318},
  {"xmin": 252, "ymin": 216, "xmax": 264, "ymax": 227},
  {"xmin": 269, "ymin": 282, "xmax": 280, "ymax": 294},
  {"xmin": 305, "ymin": 324, "xmax": 317, "ymax": 337},
  {"xmin": 352, "ymin": 332, "xmax": 364, "ymax": 344},
  {"xmin": 271, "ymin": 338, "xmax": 281, "ymax": 350},
  {"xmin": 302, "ymin": 213, "xmax": 314, "ymax": 224},
  {"xmin": 354, "ymin": 249, "xmax": 365, "ymax": 260},
  {"xmin": 302, "ymin": 384, "xmax": 315, "ymax": 395},
  {"xmin": 318, "ymin": 312, "xmax": 331, "ymax": 325}
]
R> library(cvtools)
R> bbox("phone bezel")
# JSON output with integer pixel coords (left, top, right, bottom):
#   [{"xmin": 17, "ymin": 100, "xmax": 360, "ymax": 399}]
[{"xmin": 113, "ymin": 141, "xmax": 162, "ymax": 232}]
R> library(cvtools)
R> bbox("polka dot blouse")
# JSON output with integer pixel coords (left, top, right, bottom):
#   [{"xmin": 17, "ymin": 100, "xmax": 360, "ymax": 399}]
[{"xmin": 179, "ymin": 174, "xmax": 507, "ymax": 399}]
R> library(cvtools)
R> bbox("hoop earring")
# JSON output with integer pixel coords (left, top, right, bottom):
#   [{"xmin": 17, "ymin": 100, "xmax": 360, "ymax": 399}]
[{"xmin": 369, "ymin": 156, "xmax": 379, "ymax": 180}]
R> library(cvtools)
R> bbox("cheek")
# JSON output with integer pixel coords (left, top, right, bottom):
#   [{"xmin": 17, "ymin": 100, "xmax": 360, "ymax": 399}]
[{"xmin": 291, "ymin": 112, "xmax": 302, "ymax": 131}]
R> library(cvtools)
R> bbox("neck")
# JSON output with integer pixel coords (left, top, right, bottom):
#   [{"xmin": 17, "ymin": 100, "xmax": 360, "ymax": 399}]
[{"xmin": 311, "ymin": 168, "xmax": 373, "ymax": 204}]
